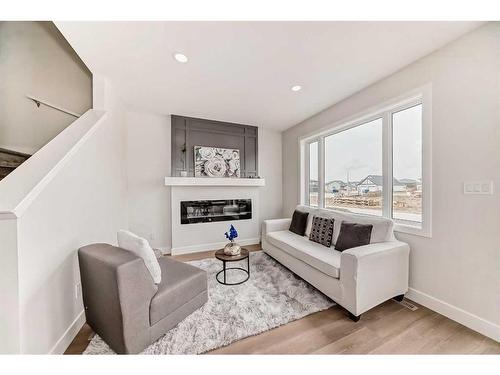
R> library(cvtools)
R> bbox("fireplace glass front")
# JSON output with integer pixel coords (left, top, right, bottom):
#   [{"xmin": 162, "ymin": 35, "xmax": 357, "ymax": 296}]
[{"xmin": 180, "ymin": 199, "xmax": 252, "ymax": 224}]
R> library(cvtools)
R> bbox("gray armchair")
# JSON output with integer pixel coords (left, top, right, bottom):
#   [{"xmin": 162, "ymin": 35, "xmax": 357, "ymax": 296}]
[{"xmin": 78, "ymin": 243, "xmax": 207, "ymax": 354}]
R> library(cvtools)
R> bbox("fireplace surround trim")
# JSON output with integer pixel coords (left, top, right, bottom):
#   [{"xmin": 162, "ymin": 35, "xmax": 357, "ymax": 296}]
[{"xmin": 165, "ymin": 177, "xmax": 265, "ymax": 187}]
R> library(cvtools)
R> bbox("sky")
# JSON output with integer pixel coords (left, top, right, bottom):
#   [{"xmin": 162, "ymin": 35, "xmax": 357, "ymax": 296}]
[{"xmin": 310, "ymin": 104, "xmax": 422, "ymax": 183}]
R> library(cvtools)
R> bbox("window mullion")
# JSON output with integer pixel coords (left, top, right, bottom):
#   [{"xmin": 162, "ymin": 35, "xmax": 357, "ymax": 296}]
[
  {"xmin": 382, "ymin": 112, "xmax": 393, "ymax": 218},
  {"xmin": 304, "ymin": 142, "xmax": 310, "ymax": 205},
  {"xmin": 318, "ymin": 137, "xmax": 325, "ymax": 208}
]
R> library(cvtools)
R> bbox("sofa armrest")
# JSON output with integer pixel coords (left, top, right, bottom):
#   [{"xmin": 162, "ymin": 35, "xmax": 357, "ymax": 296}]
[
  {"xmin": 262, "ymin": 218, "xmax": 292, "ymax": 235},
  {"xmin": 340, "ymin": 241, "xmax": 410, "ymax": 316},
  {"xmin": 342, "ymin": 240, "xmax": 409, "ymax": 260}
]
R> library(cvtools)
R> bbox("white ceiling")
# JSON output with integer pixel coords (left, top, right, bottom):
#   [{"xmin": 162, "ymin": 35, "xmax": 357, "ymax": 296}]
[{"xmin": 57, "ymin": 21, "xmax": 483, "ymax": 131}]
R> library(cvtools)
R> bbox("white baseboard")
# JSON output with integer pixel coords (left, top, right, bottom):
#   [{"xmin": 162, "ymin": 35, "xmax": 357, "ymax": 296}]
[
  {"xmin": 406, "ymin": 287, "xmax": 500, "ymax": 343},
  {"xmin": 156, "ymin": 246, "xmax": 172, "ymax": 255},
  {"xmin": 49, "ymin": 309, "xmax": 86, "ymax": 354},
  {"xmin": 171, "ymin": 238, "xmax": 260, "ymax": 255}
]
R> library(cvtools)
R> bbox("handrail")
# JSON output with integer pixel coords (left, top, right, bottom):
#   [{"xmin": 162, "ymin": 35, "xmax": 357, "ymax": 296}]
[{"xmin": 26, "ymin": 94, "xmax": 82, "ymax": 118}]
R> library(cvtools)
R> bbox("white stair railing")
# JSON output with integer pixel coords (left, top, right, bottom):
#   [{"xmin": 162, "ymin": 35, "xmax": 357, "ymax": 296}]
[{"xmin": 26, "ymin": 94, "xmax": 82, "ymax": 118}]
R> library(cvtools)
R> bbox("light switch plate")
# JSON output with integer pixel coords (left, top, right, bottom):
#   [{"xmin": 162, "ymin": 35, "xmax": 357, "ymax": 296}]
[{"xmin": 464, "ymin": 181, "xmax": 493, "ymax": 195}]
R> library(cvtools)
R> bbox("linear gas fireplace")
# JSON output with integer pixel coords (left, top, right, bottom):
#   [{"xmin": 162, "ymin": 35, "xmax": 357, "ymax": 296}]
[{"xmin": 180, "ymin": 199, "xmax": 252, "ymax": 224}]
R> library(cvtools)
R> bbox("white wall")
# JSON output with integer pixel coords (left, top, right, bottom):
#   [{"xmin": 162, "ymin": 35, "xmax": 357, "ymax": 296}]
[
  {"xmin": 0, "ymin": 219, "xmax": 19, "ymax": 353},
  {"xmin": 0, "ymin": 22, "xmax": 92, "ymax": 154},
  {"xmin": 9, "ymin": 77, "xmax": 128, "ymax": 354},
  {"xmin": 282, "ymin": 23, "xmax": 500, "ymax": 340},
  {"xmin": 258, "ymin": 128, "xmax": 283, "ymax": 221},
  {"xmin": 126, "ymin": 112, "xmax": 171, "ymax": 249},
  {"xmin": 126, "ymin": 112, "xmax": 283, "ymax": 251}
]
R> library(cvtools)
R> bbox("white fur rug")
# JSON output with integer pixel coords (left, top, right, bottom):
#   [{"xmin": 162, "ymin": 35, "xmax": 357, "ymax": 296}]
[{"xmin": 84, "ymin": 251, "xmax": 334, "ymax": 354}]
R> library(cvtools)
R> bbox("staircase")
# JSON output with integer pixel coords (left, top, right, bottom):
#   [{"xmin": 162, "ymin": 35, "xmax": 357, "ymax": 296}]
[{"xmin": 0, "ymin": 148, "xmax": 31, "ymax": 181}]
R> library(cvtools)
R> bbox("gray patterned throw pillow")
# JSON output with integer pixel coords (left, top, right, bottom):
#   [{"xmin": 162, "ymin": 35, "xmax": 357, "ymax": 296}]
[{"xmin": 309, "ymin": 216, "xmax": 335, "ymax": 247}]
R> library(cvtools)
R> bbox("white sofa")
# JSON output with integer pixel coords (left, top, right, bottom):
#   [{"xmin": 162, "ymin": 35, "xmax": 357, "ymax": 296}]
[{"xmin": 262, "ymin": 205, "xmax": 410, "ymax": 320}]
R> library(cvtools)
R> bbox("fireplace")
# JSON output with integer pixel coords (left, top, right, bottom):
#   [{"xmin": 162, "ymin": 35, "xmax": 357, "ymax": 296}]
[{"xmin": 180, "ymin": 199, "xmax": 252, "ymax": 224}]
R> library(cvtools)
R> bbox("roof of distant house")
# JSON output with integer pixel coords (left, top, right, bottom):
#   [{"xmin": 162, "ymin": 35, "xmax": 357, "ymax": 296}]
[
  {"xmin": 326, "ymin": 180, "xmax": 346, "ymax": 186},
  {"xmin": 357, "ymin": 175, "xmax": 404, "ymax": 186}
]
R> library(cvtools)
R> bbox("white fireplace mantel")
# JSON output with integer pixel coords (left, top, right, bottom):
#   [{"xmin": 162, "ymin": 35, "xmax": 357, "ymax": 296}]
[{"xmin": 164, "ymin": 177, "xmax": 265, "ymax": 187}]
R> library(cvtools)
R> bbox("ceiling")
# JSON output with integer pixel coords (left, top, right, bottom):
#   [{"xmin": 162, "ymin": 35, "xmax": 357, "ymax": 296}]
[{"xmin": 56, "ymin": 21, "xmax": 483, "ymax": 131}]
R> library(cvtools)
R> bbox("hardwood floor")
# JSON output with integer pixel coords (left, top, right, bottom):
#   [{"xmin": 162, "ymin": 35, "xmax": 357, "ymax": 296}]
[{"xmin": 65, "ymin": 246, "xmax": 500, "ymax": 355}]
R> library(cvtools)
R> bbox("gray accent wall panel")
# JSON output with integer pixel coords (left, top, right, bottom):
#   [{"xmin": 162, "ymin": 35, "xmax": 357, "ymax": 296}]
[{"xmin": 171, "ymin": 115, "xmax": 258, "ymax": 177}]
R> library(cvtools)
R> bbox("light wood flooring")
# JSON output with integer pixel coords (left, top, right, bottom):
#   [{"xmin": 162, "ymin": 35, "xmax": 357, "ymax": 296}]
[{"xmin": 65, "ymin": 245, "xmax": 500, "ymax": 354}]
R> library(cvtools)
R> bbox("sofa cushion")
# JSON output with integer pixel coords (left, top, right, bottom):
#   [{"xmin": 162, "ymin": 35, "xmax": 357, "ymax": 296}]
[
  {"xmin": 335, "ymin": 222, "xmax": 373, "ymax": 251},
  {"xmin": 309, "ymin": 216, "xmax": 335, "ymax": 247},
  {"xmin": 266, "ymin": 230, "xmax": 341, "ymax": 278},
  {"xmin": 295, "ymin": 205, "xmax": 394, "ymax": 245},
  {"xmin": 289, "ymin": 209, "xmax": 309, "ymax": 236},
  {"xmin": 150, "ymin": 257, "xmax": 207, "ymax": 325},
  {"xmin": 294, "ymin": 204, "xmax": 317, "ymax": 238}
]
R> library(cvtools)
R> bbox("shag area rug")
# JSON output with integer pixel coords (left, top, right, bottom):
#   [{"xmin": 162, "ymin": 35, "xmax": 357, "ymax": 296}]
[{"xmin": 84, "ymin": 251, "xmax": 334, "ymax": 354}]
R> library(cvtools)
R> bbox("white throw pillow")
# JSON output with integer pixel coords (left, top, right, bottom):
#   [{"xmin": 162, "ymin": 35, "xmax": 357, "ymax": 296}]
[{"xmin": 117, "ymin": 230, "xmax": 162, "ymax": 284}]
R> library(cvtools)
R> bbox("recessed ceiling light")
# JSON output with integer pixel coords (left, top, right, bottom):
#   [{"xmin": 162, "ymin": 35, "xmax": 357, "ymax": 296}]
[
  {"xmin": 173, "ymin": 53, "xmax": 188, "ymax": 63},
  {"xmin": 291, "ymin": 85, "xmax": 302, "ymax": 92}
]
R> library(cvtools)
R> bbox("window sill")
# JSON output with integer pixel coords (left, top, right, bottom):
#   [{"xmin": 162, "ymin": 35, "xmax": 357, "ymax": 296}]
[{"xmin": 394, "ymin": 223, "xmax": 431, "ymax": 238}]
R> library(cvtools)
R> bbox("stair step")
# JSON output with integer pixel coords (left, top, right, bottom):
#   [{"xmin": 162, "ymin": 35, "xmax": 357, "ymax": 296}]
[
  {"xmin": 0, "ymin": 161, "xmax": 22, "ymax": 168},
  {"xmin": 0, "ymin": 149, "xmax": 31, "ymax": 182},
  {"xmin": 0, "ymin": 148, "xmax": 30, "ymax": 166},
  {"xmin": 0, "ymin": 148, "xmax": 30, "ymax": 179},
  {"xmin": 0, "ymin": 166, "xmax": 15, "ymax": 179}
]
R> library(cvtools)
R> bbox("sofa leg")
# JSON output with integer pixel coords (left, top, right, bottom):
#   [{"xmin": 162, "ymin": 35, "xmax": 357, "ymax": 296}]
[
  {"xmin": 347, "ymin": 312, "xmax": 361, "ymax": 322},
  {"xmin": 393, "ymin": 294, "xmax": 405, "ymax": 302}
]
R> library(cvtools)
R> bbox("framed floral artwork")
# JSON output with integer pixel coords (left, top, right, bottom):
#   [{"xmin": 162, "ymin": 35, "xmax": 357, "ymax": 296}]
[{"xmin": 194, "ymin": 146, "xmax": 241, "ymax": 178}]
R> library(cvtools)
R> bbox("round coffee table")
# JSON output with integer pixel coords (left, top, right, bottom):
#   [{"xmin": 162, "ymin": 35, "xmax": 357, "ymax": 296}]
[{"xmin": 214, "ymin": 248, "xmax": 250, "ymax": 285}]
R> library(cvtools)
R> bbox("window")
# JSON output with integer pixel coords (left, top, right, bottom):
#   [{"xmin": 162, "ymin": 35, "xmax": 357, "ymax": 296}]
[
  {"xmin": 324, "ymin": 118, "xmax": 383, "ymax": 216},
  {"xmin": 308, "ymin": 141, "xmax": 319, "ymax": 206},
  {"xmin": 300, "ymin": 88, "xmax": 431, "ymax": 237},
  {"xmin": 392, "ymin": 104, "xmax": 422, "ymax": 224}
]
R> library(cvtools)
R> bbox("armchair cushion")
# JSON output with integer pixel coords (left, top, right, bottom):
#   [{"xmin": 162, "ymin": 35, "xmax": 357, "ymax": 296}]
[{"xmin": 150, "ymin": 257, "xmax": 207, "ymax": 325}]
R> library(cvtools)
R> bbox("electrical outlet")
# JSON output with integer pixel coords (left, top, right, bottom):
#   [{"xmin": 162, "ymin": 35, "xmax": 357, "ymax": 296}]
[{"xmin": 75, "ymin": 283, "xmax": 81, "ymax": 300}]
